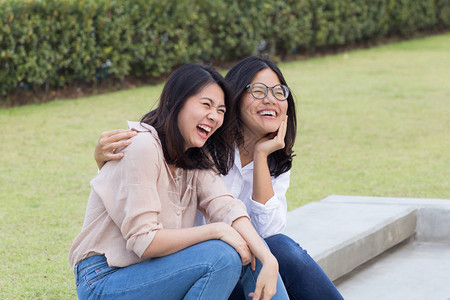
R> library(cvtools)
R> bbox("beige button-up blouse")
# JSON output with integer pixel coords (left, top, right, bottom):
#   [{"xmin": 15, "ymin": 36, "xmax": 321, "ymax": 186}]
[{"xmin": 69, "ymin": 122, "xmax": 249, "ymax": 268}]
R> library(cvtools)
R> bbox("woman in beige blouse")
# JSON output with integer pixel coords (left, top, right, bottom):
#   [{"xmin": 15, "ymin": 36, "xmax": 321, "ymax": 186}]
[{"xmin": 69, "ymin": 63, "xmax": 288, "ymax": 300}]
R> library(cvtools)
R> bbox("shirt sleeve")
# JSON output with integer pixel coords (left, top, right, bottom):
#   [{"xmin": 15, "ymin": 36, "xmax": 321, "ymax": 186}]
[
  {"xmin": 196, "ymin": 169, "xmax": 249, "ymax": 225},
  {"xmin": 90, "ymin": 132, "xmax": 163, "ymax": 258},
  {"xmin": 248, "ymin": 170, "xmax": 290, "ymax": 238}
]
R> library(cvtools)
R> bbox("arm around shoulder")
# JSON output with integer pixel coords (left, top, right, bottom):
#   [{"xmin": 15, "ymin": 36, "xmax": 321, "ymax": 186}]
[{"xmin": 94, "ymin": 129, "xmax": 138, "ymax": 170}]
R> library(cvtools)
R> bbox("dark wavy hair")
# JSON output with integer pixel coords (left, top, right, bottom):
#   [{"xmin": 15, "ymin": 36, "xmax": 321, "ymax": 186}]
[
  {"xmin": 141, "ymin": 63, "xmax": 234, "ymax": 175},
  {"xmin": 225, "ymin": 56, "xmax": 297, "ymax": 177}
]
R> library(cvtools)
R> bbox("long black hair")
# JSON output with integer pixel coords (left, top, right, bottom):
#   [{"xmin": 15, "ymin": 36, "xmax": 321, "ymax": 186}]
[
  {"xmin": 141, "ymin": 63, "xmax": 234, "ymax": 175},
  {"xmin": 225, "ymin": 56, "xmax": 297, "ymax": 177}
]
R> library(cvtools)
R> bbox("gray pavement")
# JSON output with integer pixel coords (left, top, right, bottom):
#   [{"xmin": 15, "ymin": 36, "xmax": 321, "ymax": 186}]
[
  {"xmin": 335, "ymin": 240, "xmax": 450, "ymax": 300},
  {"xmin": 283, "ymin": 195, "xmax": 450, "ymax": 299}
]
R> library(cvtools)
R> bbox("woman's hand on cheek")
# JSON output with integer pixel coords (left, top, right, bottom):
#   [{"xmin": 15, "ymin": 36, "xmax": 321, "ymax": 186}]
[
  {"xmin": 254, "ymin": 116, "xmax": 288, "ymax": 158},
  {"xmin": 95, "ymin": 129, "xmax": 137, "ymax": 169}
]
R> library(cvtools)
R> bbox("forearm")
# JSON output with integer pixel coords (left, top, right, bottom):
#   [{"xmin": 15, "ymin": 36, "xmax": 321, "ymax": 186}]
[
  {"xmin": 233, "ymin": 217, "xmax": 280, "ymax": 299},
  {"xmin": 252, "ymin": 152, "xmax": 275, "ymax": 205},
  {"xmin": 231, "ymin": 217, "xmax": 276, "ymax": 265},
  {"xmin": 142, "ymin": 224, "xmax": 221, "ymax": 259}
]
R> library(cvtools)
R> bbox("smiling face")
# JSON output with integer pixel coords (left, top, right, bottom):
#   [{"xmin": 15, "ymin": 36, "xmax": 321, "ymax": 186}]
[
  {"xmin": 177, "ymin": 83, "xmax": 226, "ymax": 150},
  {"xmin": 239, "ymin": 68, "xmax": 288, "ymax": 139}
]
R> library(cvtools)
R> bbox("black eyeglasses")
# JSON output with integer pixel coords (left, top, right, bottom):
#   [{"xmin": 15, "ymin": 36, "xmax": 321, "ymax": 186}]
[{"xmin": 246, "ymin": 82, "xmax": 290, "ymax": 101}]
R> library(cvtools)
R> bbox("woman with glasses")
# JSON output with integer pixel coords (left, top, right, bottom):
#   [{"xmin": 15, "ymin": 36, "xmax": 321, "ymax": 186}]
[{"xmin": 94, "ymin": 56, "xmax": 343, "ymax": 299}]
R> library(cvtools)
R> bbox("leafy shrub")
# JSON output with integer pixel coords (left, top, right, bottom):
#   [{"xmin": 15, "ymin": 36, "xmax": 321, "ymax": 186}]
[{"xmin": 0, "ymin": 0, "xmax": 448, "ymax": 101}]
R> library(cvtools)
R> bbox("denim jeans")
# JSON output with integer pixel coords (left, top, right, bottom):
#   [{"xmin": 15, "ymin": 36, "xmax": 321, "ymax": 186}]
[
  {"xmin": 74, "ymin": 240, "xmax": 289, "ymax": 299},
  {"xmin": 230, "ymin": 234, "xmax": 343, "ymax": 300}
]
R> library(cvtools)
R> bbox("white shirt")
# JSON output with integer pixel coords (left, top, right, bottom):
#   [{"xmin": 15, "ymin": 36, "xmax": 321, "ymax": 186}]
[{"xmin": 196, "ymin": 148, "xmax": 290, "ymax": 238}]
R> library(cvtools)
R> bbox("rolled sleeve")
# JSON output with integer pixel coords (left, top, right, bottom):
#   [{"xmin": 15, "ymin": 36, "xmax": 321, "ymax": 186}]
[
  {"xmin": 120, "ymin": 184, "xmax": 163, "ymax": 258},
  {"xmin": 248, "ymin": 170, "xmax": 290, "ymax": 238}
]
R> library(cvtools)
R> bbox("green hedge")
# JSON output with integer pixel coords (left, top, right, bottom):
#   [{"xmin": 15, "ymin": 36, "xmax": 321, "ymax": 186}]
[{"xmin": 1, "ymin": 0, "xmax": 449, "ymax": 99}]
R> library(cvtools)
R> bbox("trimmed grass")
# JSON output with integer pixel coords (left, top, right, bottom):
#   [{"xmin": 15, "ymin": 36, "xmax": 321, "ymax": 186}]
[
  {"xmin": 285, "ymin": 34, "xmax": 450, "ymax": 209},
  {"xmin": 0, "ymin": 33, "xmax": 449, "ymax": 298}
]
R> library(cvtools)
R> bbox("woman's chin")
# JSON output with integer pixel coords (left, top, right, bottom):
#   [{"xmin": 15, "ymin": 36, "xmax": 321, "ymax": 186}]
[
  {"xmin": 185, "ymin": 140, "xmax": 207, "ymax": 150},
  {"xmin": 263, "ymin": 126, "xmax": 280, "ymax": 135}
]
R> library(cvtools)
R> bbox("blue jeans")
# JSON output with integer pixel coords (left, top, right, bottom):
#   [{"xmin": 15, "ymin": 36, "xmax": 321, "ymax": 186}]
[
  {"xmin": 230, "ymin": 234, "xmax": 343, "ymax": 300},
  {"xmin": 74, "ymin": 240, "xmax": 289, "ymax": 299}
]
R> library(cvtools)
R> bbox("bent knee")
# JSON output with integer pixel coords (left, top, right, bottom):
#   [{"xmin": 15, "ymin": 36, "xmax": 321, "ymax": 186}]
[
  {"xmin": 200, "ymin": 240, "xmax": 241, "ymax": 273},
  {"xmin": 266, "ymin": 234, "xmax": 302, "ymax": 251},
  {"xmin": 266, "ymin": 234, "xmax": 312, "ymax": 263}
]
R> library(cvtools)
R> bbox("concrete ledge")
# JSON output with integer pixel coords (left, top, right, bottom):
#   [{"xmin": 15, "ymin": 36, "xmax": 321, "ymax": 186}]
[
  {"xmin": 316, "ymin": 210, "xmax": 416, "ymax": 281},
  {"xmin": 322, "ymin": 195, "xmax": 450, "ymax": 209},
  {"xmin": 288, "ymin": 195, "xmax": 450, "ymax": 299},
  {"xmin": 416, "ymin": 208, "xmax": 450, "ymax": 242},
  {"xmin": 284, "ymin": 197, "xmax": 417, "ymax": 281},
  {"xmin": 323, "ymin": 195, "xmax": 450, "ymax": 243}
]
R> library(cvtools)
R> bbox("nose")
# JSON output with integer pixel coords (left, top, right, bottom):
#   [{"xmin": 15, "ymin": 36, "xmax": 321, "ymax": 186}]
[
  {"xmin": 207, "ymin": 109, "xmax": 218, "ymax": 121},
  {"xmin": 262, "ymin": 91, "xmax": 277, "ymax": 104}
]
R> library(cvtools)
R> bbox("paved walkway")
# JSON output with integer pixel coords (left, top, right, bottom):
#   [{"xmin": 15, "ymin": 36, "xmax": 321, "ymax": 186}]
[{"xmin": 335, "ymin": 239, "xmax": 450, "ymax": 299}]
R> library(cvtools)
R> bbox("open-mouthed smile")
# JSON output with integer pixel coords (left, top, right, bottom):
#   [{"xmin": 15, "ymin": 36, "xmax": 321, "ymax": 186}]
[
  {"xmin": 197, "ymin": 124, "xmax": 212, "ymax": 138},
  {"xmin": 257, "ymin": 109, "xmax": 278, "ymax": 119}
]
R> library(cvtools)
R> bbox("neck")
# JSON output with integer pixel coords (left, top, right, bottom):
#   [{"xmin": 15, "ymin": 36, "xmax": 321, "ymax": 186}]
[{"xmin": 238, "ymin": 128, "xmax": 261, "ymax": 167}]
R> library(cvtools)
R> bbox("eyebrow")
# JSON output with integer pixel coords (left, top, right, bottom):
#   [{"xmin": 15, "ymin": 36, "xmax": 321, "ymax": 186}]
[{"xmin": 201, "ymin": 97, "xmax": 226, "ymax": 108}]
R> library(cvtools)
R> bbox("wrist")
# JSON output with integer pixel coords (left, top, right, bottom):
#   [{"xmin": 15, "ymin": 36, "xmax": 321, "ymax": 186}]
[
  {"xmin": 260, "ymin": 253, "xmax": 278, "ymax": 269},
  {"xmin": 96, "ymin": 161, "xmax": 105, "ymax": 170},
  {"xmin": 253, "ymin": 150, "xmax": 268, "ymax": 163},
  {"xmin": 208, "ymin": 222, "xmax": 227, "ymax": 240}
]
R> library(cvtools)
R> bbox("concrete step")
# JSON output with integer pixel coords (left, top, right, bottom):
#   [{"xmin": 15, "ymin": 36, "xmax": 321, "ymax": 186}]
[{"xmin": 283, "ymin": 198, "xmax": 417, "ymax": 281}]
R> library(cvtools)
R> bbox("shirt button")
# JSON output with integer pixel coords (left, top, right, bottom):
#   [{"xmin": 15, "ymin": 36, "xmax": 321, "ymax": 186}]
[{"xmin": 176, "ymin": 210, "xmax": 181, "ymax": 216}]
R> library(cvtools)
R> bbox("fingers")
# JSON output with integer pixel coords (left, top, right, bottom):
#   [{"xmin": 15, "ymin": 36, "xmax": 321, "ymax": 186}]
[
  {"xmin": 95, "ymin": 130, "xmax": 137, "ymax": 169},
  {"xmin": 261, "ymin": 290, "xmax": 272, "ymax": 300},
  {"xmin": 251, "ymin": 256, "xmax": 256, "ymax": 271},
  {"xmin": 281, "ymin": 116, "xmax": 288, "ymax": 135},
  {"xmin": 272, "ymin": 116, "xmax": 287, "ymax": 149},
  {"xmin": 251, "ymin": 287, "xmax": 274, "ymax": 300},
  {"xmin": 236, "ymin": 244, "xmax": 253, "ymax": 266},
  {"xmin": 261, "ymin": 284, "xmax": 277, "ymax": 300},
  {"xmin": 104, "ymin": 152, "xmax": 124, "ymax": 160},
  {"xmin": 101, "ymin": 129, "xmax": 137, "ymax": 146},
  {"xmin": 248, "ymin": 262, "xmax": 279, "ymax": 300},
  {"xmin": 256, "ymin": 116, "xmax": 287, "ymax": 154},
  {"xmin": 98, "ymin": 129, "xmax": 127, "ymax": 143},
  {"xmin": 251, "ymin": 282, "xmax": 263, "ymax": 300},
  {"xmin": 109, "ymin": 139, "xmax": 132, "ymax": 152},
  {"xmin": 276, "ymin": 116, "xmax": 287, "ymax": 141},
  {"xmin": 99, "ymin": 130, "xmax": 137, "ymax": 155}
]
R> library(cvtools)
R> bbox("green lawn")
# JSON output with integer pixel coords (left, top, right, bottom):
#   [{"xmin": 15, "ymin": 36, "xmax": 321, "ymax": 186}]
[{"xmin": 0, "ymin": 33, "xmax": 449, "ymax": 298}]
